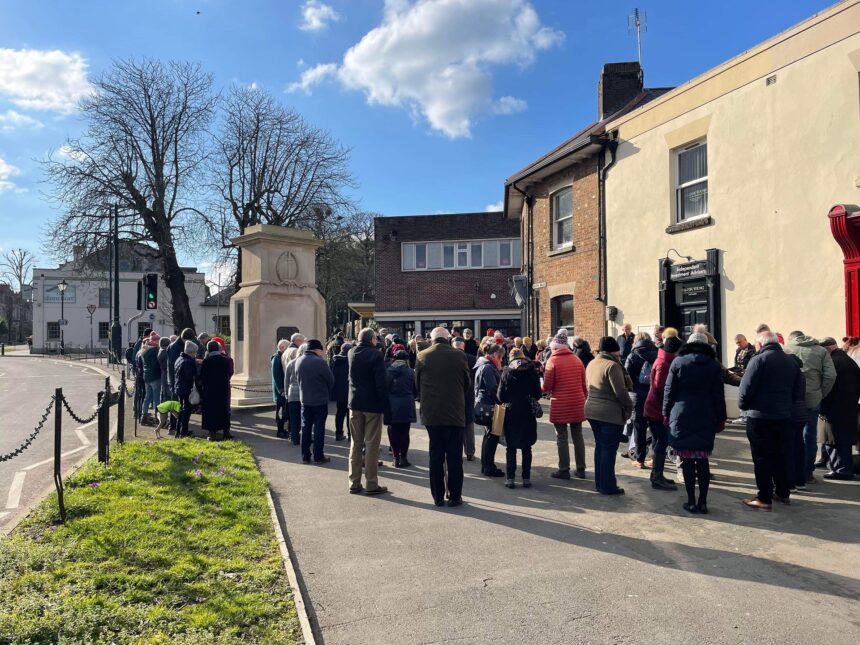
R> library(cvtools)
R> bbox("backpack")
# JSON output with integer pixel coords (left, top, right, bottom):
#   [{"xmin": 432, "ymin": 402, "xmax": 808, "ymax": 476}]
[{"xmin": 638, "ymin": 360, "xmax": 652, "ymax": 385}]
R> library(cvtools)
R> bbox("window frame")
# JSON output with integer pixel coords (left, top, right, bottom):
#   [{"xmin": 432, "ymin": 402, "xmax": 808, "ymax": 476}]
[
  {"xmin": 675, "ymin": 140, "xmax": 709, "ymax": 223},
  {"xmin": 550, "ymin": 186, "xmax": 574, "ymax": 251},
  {"xmin": 414, "ymin": 243, "xmax": 428, "ymax": 270},
  {"xmin": 401, "ymin": 238, "xmax": 520, "ymax": 272},
  {"xmin": 47, "ymin": 321, "xmax": 60, "ymax": 340},
  {"xmin": 98, "ymin": 287, "xmax": 110, "ymax": 308},
  {"xmin": 98, "ymin": 321, "xmax": 110, "ymax": 340},
  {"xmin": 551, "ymin": 295, "xmax": 574, "ymax": 332},
  {"xmin": 499, "ymin": 241, "xmax": 512, "ymax": 267}
]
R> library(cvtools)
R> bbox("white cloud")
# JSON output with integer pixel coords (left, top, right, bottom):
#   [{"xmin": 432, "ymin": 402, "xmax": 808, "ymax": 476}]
[
  {"xmin": 485, "ymin": 200, "xmax": 503, "ymax": 212},
  {"xmin": 287, "ymin": 0, "xmax": 563, "ymax": 138},
  {"xmin": 299, "ymin": 1, "xmax": 341, "ymax": 32},
  {"xmin": 0, "ymin": 157, "xmax": 22, "ymax": 192},
  {"xmin": 288, "ymin": 63, "xmax": 339, "ymax": 94},
  {"xmin": 0, "ymin": 109, "xmax": 43, "ymax": 130},
  {"xmin": 0, "ymin": 48, "xmax": 91, "ymax": 113},
  {"xmin": 57, "ymin": 144, "xmax": 87, "ymax": 162}
]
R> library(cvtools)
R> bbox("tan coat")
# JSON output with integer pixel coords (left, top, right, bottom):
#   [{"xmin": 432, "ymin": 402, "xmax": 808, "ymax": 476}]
[
  {"xmin": 584, "ymin": 352, "xmax": 633, "ymax": 426},
  {"xmin": 415, "ymin": 340, "xmax": 470, "ymax": 427}
]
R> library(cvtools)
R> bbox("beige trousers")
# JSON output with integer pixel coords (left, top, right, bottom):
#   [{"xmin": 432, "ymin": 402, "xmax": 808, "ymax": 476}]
[{"xmin": 348, "ymin": 410, "xmax": 383, "ymax": 490}]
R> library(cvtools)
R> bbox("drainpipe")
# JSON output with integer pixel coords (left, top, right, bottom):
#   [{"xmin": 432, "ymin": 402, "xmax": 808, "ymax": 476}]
[
  {"xmin": 597, "ymin": 131, "xmax": 619, "ymax": 336},
  {"xmin": 512, "ymin": 180, "xmax": 534, "ymax": 337}
]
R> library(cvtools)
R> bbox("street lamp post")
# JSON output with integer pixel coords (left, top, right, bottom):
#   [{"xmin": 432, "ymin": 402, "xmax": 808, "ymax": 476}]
[{"xmin": 57, "ymin": 279, "xmax": 68, "ymax": 355}]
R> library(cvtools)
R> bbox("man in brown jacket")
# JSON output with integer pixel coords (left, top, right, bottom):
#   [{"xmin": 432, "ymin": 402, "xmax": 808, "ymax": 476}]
[{"xmin": 416, "ymin": 327, "xmax": 471, "ymax": 507}]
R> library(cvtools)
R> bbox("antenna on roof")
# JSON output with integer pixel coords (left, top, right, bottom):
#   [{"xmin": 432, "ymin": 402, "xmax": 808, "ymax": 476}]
[{"xmin": 628, "ymin": 8, "xmax": 647, "ymax": 67}]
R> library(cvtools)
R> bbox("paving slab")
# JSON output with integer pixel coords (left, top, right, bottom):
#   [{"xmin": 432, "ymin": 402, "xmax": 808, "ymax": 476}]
[{"xmin": 230, "ymin": 405, "xmax": 860, "ymax": 645}]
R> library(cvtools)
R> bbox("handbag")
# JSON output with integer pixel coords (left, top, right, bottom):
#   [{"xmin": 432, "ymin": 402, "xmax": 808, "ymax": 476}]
[
  {"xmin": 817, "ymin": 415, "xmax": 835, "ymax": 444},
  {"xmin": 473, "ymin": 400, "xmax": 494, "ymax": 427},
  {"xmin": 188, "ymin": 384, "xmax": 201, "ymax": 406},
  {"xmin": 530, "ymin": 397, "xmax": 544, "ymax": 419},
  {"xmin": 491, "ymin": 403, "xmax": 506, "ymax": 436}
]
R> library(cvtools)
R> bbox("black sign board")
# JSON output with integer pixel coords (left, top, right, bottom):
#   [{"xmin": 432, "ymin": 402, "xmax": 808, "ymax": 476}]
[{"xmin": 669, "ymin": 260, "xmax": 708, "ymax": 281}]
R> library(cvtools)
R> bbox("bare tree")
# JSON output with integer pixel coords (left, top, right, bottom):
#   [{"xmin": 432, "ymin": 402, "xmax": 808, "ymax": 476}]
[
  {"xmin": 43, "ymin": 58, "xmax": 216, "ymax": 331},
  {"xmin": 0, "ymin": 248, "xmax": 35, "ymax": 292},
  {"xmin": 212, "ymin": 85, "xmax": 354, "ymax": 290}
]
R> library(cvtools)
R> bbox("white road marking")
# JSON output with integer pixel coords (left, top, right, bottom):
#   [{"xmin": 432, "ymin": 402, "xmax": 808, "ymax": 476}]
[
  {"xmin": 0, "ymin": 511, "xmax": 10, "ymax": 522},
  {"xmin": 22, "ymin": 446, "xmax": 88, "ymax": 471},
  {"xmin": 6, "ymin": 471, "xmax": 26, "ymax": 509}
]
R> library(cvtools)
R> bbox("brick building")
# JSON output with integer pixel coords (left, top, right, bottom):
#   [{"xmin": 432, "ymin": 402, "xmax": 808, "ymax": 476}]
[
  {"xmin": 502, "ymin": 62, "xmax": 671, "ymax": 345},
  {"xmin": 372, "ymin": 212, "xmax": 522, "ymax": 338}
]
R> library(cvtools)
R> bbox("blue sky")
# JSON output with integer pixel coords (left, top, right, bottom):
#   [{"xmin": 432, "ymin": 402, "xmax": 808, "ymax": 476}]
[{"xmin": 0, "ymin": 0, "xmax": 834, "ymax": 277}]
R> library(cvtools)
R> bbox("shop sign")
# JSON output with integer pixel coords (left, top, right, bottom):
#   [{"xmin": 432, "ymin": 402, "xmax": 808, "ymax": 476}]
[{"xmin": 669, "ymin": 260, "xmax": 708, "ymax": 280}]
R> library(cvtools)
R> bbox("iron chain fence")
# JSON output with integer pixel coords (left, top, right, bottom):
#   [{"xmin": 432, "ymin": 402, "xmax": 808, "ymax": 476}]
[
  {"xmin": 60, "ymin": 385, "xmax": 113, "ymax": 425},
  {"xmin": 0, "ymin": 395, "xmax": 56, "ymax": 462}
]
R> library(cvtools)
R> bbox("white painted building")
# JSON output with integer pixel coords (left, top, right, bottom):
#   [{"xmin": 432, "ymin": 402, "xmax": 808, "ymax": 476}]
[{"xmin": 31, "ymin": 244, "xmax": 209, "ymax": 353}]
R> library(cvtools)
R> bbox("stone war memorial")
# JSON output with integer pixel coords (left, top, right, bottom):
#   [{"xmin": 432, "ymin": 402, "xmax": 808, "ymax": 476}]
[{"xmin": 229, "ymin": 224, "xmax": 325, "ymax": 407}]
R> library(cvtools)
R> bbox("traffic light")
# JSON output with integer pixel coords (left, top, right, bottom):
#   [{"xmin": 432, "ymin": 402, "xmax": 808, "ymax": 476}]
[{"xmin": 144, "ymin": 273, "xmax": 158, "ymax": 310}]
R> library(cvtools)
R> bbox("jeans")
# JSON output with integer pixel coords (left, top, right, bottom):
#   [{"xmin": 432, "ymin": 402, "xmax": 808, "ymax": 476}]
[
  {"xmin": 275, "ymin": 394, "xmax": 287, "ymax": 435},
  {"xmin": 506, "ymin": 445, "xmax": 532, "ymax": 480},
  {"xmin": 480, "ymin": 427, "xmax": 500, "ymax": 473},
  {"xmin": 649, "ymin": 419, "xmax": 669, "ymax": 457},
  {"xmin": 802, "ymin": 406, "xmax": 820, "ymax": 476},
  {"xmin": 746, "ymin": 417, "xmax": 791, "ymax": 504},
  {"xmin": 288, "ymin": 401, "xmax": 302, "ymax": 444},
  {"xmin": 301, "ymin": 403, "xmax": 328, "ymax": 461},
  {"xmin": 335, "ymin": 400, "xmax": 349, "ymax": 436},
  {"xmin": 629, "ymin": 393, "xmax": 649, "ymax": 463},
  {"xmin": 348, "ymin": 410, "xmax": 383, "ymax": 489},
  {"xmin": 589, "ymin": 419, "xmax": 623, "ymax": 493},
  {"xmin": 427, "ymin": 425, "xmax": 464, "ymax": 504},
  {"xmin": 553, "ymin": 422, "xmax": 585, "ymax": 472},
  {"xmin": 142, "ymin": 379, "xmax": 161, "ymax": 417},
  {"xmin": 463, "ymin": 421, "xmax": 476, "ymax": 458}
]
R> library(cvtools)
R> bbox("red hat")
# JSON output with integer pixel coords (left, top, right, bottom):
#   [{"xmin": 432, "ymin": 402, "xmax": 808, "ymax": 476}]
[
  {"xmin": 211, "ymin": 336, "xmax": 227, "ymax": 352},
  {"xmin": 486, "ymin": 328, "xmax": 494, "ymax": 336}
]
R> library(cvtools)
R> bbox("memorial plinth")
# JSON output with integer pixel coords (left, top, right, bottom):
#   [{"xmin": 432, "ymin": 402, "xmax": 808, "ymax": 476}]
[{"xmin": 230, "ymin": 224, "xmax": 325, "ymax": 407}]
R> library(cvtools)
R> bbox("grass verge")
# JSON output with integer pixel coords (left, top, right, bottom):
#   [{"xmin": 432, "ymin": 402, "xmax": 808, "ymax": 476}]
[{"xmin": 0, "ymin": 439, "xmax": 301, "ymax": 644}]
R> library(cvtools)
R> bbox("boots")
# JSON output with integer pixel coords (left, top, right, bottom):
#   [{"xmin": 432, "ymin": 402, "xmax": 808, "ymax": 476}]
[{"xmin": 650, "ymin": 453, "xmax": 677, "ymax": 490}]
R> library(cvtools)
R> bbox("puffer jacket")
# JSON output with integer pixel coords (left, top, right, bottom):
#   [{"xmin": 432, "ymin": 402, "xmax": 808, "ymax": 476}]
[
  {"xmin": 174, "ymin": 352, "xmax": 198, "ymax": 399},
  {"xmin": 584, "ymin": 352, "xmax": 633, "ymax": 426},
  {"xmin": 541, "ymin": 345, "xmax": 587, "ymax": 424},
  {"xmin": 784, "ymin": 335, "xmax": 837, "ymax": 408},
  {"xmin": 663, "ymin": 342, "xmax": 726, "ymax": 453},
  {"xmin": 474, "ymin": 356, "xmax": 501, "ymax": 406},
  {"xmin": 385, "ymin": 360, "xmax": 417, "ymax": 425},
  {"xmin": 498, "ymin": 358, "xmax": 542, "ymax": 450},
  {"xmin": 140, "ymin": 345, "xmax": 161, "ymax": 383},
  {"xmin": 644, "ymin": 348, "xmax": 676, "ymax": 421},
  {"xmin": 625, "ymin": 339, "xmax": 658, "ymax": 398}
]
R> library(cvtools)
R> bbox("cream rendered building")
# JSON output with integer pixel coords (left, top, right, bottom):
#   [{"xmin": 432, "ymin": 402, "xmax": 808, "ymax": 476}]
[{"xmin": 604, "ymin": 0, "xmax": 860, "ymax": 375}]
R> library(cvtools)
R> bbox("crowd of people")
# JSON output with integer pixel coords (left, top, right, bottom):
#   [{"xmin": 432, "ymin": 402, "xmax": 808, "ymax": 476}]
[
  {"xmin": 270, "ymin": 321, "xmax": 860, "ymax": 512},
  {"xmin": 128, "ymin": 328, "xmax": 234, "ymax": 441}
]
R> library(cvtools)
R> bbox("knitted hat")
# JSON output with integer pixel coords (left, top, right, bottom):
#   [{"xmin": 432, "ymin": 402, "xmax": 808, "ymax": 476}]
[
  {"xmin": 555, "ymin": 328, "xmax": 569, "ymax": 338},
  {"xmin": 340, "ymin": 343, "xmax": 353, "ymax": 355},
  {"xmin": 598, "ymin": 336, "xmax": 620, "ymax": 353},
  {"xmin": 509, "ymin": 347, "xmax": 525, "ymax": 361},
  {"xmin": 305, "ymin": 339, "xmax": 324, "ymax": 352},
  {"xmin": 148, "ymin": 332, "xmax": 160, "ymax": 347},
  {"xmin": 687, "ymin": 332, "xmax": 709, "ymax": 345},
  {"xmin": 550, "ymin": 332, "xmax": 569, "ymax": 349},
  {"xmin": 663, "ymin": 336, "xmax": 683, "ymax": 354},
  {"xmin": 391, "ymin": 343, "xmax": 406, "ymax": 354},
  {"xmin": 184, "ymin": 340, "xmax": 198, "ymax": 355}
]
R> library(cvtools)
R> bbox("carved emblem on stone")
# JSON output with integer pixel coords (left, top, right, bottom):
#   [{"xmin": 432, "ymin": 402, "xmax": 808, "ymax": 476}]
[{"xmin": 275, "ymin": 251, "xmax": 300, "ymax": 283}]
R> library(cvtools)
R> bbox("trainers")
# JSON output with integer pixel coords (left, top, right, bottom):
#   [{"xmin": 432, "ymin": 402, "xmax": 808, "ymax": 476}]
[
  {"xmin": 504, "ymin": 479, "xmax": 515, "ymax": 489},
  {"xmin": 550, "ymin": 469, "xmax": 571, "ymax": 480}
]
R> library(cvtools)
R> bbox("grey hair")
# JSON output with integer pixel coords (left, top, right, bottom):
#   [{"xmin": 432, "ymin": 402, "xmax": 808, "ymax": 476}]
[
  {"xmin": 277, "ymin": 339, "xmax": 289, "ymax": 351},
  {"xmin": 452, "ymin": 338, "xmax": 465, "ymax": 349},
  {"xmin": 358, "ymin": 327, "xmax": 376, "ymax": 344},
  {"xmin": 463, "ymin": 328, "xmax": 473, "ymax": 337},
  {"xmin": 430, "ymin": 326, "xmax": 450, "ymax": 341},
  {"xmin": 634, "ymin": 331, "xmax": 652, "ymax": 342},
  {"xmin": 298, "ymin": 343, "xmax": 308, "ymax": 355},
  {"xmin": 788, "ymin": 330, "xmax": 804, "ymax": 340},
  {"xmin": 755, "ymin": 323, "xmax": 771, "ymax": 334},
  {"xmin": 757, "ymin": 332, "xmax": 780, "ymax": 347},
  {"xmin": 692, "ymin": 323, "xmax": 708, "ymax": 333},
  {"xmin": 290, "ymin": 332, "xmax": 305, "ymax": 343}
]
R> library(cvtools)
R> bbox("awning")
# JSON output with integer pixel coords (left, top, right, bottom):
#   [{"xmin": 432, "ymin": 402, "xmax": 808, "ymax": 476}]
[{"xmin": 347, "ymin": 302, "xmax": 376, "ymax": 319}]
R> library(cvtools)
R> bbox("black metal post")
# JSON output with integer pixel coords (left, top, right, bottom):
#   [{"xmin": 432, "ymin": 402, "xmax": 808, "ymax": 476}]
[
  {"xmin": 54, "ymin": 387, "xmax": 65, "ymax": 523},
  {"xmin": 60, "ymin": 289, "xmax": 65, "ymax": 356},
  {"xmin": 97, "ymin": 376, "xmax": 109, "ymax": 464},
  {"xmin": 111, "ymin": 205, "xmax": 122, "ymax": 365},
  {"xmin": 117, "ymin": 372, "xmax": 125, "ymax": 443}
]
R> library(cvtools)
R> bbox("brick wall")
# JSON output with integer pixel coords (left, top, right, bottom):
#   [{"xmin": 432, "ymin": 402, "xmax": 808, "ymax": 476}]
[
  {"xmin": 529, "ymin": 157, "xmax": 605, "ymax": 345},
  {"xmin": 375, "ymin": 213, "xmax": 520, "ymax": 313}
]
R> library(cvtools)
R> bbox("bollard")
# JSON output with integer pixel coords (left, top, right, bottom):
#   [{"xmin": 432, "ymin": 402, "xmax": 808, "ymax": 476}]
[
  {"xmin": 1, "ymin": 343, "xmax": 4, "ymax": 356},
  {"xmin": 54, "ymin": 387, "xmax": 66, "ymax": 523},
  {"xmin": 117, "ymin": 373, "xmax": 125, "ymax": 443}
]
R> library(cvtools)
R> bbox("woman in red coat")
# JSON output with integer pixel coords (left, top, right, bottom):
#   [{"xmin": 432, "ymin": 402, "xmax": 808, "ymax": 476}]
[
  {"xmin": 643, "ymin": 335, "xmax": 683, "ymax": 490},
  {"xmin": 542, "ymin": 330, "xmax": 588, "ymax": 479}
]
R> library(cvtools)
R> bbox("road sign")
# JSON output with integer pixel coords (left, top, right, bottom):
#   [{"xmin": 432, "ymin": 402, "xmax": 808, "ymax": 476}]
[
  {"xmin": 532, "ymin": 281, "xmax": 547, "ymax": 289},
  {"xmin": 86, "ymin": 304, "xmax": 97, "ymax": 315},
  {"xmin": 148, "ymin": 313, "xmax": 156, "ymax": 321},
  {"xmin": 59, "ymin": 319, "xmax": 68, "ymax": 326}
]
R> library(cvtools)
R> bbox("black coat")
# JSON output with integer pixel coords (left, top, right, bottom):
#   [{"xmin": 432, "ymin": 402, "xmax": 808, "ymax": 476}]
[
  {"xmin": 617, "ymin": 333, "xmax": 635, "ymax": 363},
  {"xmin": 463, "ymin": 351, "xmax": 477, "ymax": 423},
  {"xmin": 625, "ymin": 339, "xmax": 658, "ymax": 399},
  {"xmin": 200, "ymin": 353, "xmax": 231, "ymax": 431},
  {"xmin": 348, "ymin": 342, "xmax": 390, "ymax": 415},
  {"xmin": 738, "ymin": 342, "xmax": 804, "ymax": 420},
  {"xmin": 820, "ymin": 349, "xmax": 860, "ymax": 435},
  {"xmin": 174, "ymin": 352, "xmax": 198, "ymax": 399},
  {"xmin": 497, "ymin": 359, "xmax": 542, "ymax": 450},
  {"xmin": 330, "ymin": 354, "xmax": 349, "ymax": 402},
  {"xmin": 664, "ymin": 342, "xmax": 726, "ymax": 453},
  {"xmin": 166, "ymin": 338, "xmax": 185, "ymax": 393},
  {"xmin": 385, "ymin": 361, "xmax": 417, "ymax": 425},
  {"xmin": 573, "ymin": 341, "xmax": 593, "ymax": 368},
  {"xmin": 464, "ymin": 338, "xmax": 479, "ymax": 357}
]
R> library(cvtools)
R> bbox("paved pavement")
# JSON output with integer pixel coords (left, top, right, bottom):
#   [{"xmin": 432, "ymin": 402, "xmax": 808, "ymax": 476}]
[
  {"xmin": 0, "ymin": 356, "xmax": 116, "ymax": 531},
  {"xmin": 225, "ymin": 404, "xmax": 860, "ymax": 645}
]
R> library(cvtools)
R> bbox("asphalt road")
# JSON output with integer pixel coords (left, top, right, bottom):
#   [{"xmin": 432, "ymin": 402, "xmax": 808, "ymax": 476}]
[
  {"xmin": 226, "ymin": 404, "xmax": 860, "ymax": 645},
  {"xmin": 0, "ymin": 356, "xmax": 111, "ymax": 530}
]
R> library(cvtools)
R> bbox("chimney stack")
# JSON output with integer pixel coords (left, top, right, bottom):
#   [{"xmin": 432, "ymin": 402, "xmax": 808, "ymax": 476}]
[{"xmin": 597, "ymin": 62, "xmax": 643, "ymax": 120}]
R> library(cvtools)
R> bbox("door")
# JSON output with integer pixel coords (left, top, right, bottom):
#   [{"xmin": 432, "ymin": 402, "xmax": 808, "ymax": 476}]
[{"xmin": 680, "ymin": 306, "xmax": 709, "ymax": 339}]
